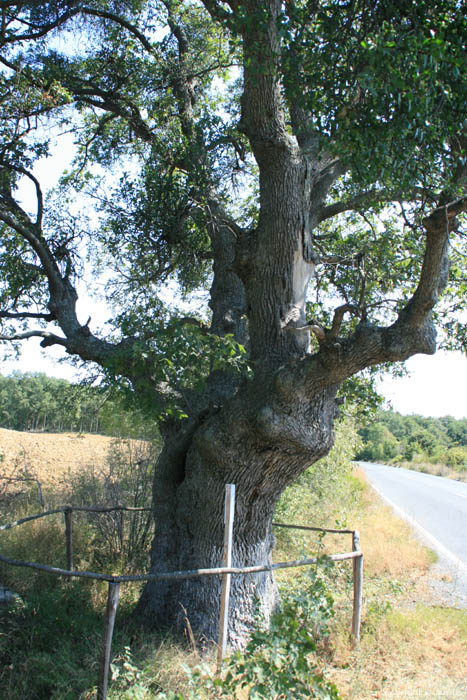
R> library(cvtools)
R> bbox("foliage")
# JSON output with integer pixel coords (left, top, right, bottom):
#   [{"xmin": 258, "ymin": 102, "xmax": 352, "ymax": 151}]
[
  {"xmin": 0, "ymin": 0, "xmax": 465, "ymax": 369},
  {"xmin": 357, "ymin": 409, "xmax": 467, "ymax": 473},
  {"xmin": 281, "ymin": 1, "xmax": 465, "ymax": 177},
  {"xmin": 68, "ymin": 437, "xmax": 157, "ymax": 572},
  {"xmin": 0, "ymin": 583, "xmax": 106, "ymax": 700},
  {"xmin": 275, "ymin": 418, "xmax": 362, "ymax": 553},
  {"xmin": 0, "ymin": 371, "xmax": 159, "ymax": 437},
  {"xmin": 168, "ymin": 560, "xmax": 340, "ymax": 700}
]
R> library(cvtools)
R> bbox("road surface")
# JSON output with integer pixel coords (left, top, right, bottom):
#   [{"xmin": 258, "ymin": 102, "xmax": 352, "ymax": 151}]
[{"xmin": 357, "ymin": 461, "xmax": 467, "ymax": 604}]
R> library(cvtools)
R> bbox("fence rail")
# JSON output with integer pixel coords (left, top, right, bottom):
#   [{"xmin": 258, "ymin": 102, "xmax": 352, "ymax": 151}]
[{"xmin": 0, "ymin": 487, "xmax": 363, "ymax": 700}]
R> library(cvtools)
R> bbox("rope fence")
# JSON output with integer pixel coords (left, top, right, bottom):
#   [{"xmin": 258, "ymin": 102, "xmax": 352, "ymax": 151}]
[{"xmin": 0, "ymin": 485, "xmax": 363, "ymax": 700}]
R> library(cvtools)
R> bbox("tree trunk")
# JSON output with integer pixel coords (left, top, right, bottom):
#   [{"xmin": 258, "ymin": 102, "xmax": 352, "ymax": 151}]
[{"xmin": 137, "ymin": 377, "xmax": 338, "ymax": 646}]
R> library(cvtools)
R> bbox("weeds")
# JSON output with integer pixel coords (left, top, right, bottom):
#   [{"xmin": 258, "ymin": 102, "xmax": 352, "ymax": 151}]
[
  {"xmin": 68, "ymin": 438, "xmax": 156, "ymax": 573},
  {"xmin": 1, "ymin": 431, "xmax": 465, "ymax": 699}
]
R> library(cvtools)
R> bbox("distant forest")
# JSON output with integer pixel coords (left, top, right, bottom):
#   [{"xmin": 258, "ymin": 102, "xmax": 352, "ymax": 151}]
[
  {"xmin": 0, "ymin": 372, "xmax": 155, "ymax": 437},
  {"xmin": 357, "ymin": 410, "xmax": 467, "ymax": 472},
  {"xmin": 2, "ymin": 372, "xmax": 466, "ymax": 473}
]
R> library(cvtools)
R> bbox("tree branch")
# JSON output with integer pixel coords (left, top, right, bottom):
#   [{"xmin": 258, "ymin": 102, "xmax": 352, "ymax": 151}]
[
  {"xmin": 319, "ymin": 188, "xmax": 390, "ymax": 223},
  {"xmin": 1, "ymin": 8, "xmax": 80, "ymax": 44},
  {"xmin": 2, "ymin": 4, "xmax": 155, "ymax": 54},
  {"xmin": 73, "ymin": 92, "xmax": 154, "ymax": 144},
  {"xmin": 0, "ymin": 160, "xmax": 43, "ymax": 227},
  {"xmin": 0, "ymin": 211, "xmax": 62, "ymax": 292},
  {"xmin": 0, "ymin": 311, "xmax": 54, "ymax": 321},
  {"xmin": 199, "ymin": 0, "xmax": 232, "ymax": 22},
  {"xmin": 0, "ymin": 329, "xmax": 68, "ymax": 348},
  {"xmin": 80, "ymin": 7, "xmax": 156, "ymax": 55},
  {"xmin": 329, "ymin": 304, "xmax": 358, "ymax": 339}
]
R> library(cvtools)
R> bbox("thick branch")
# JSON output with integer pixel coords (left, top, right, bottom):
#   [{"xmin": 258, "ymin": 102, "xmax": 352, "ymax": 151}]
[
  {"xmin": 72, "ymin": 91, "xmax": 154, "ymax": 143},
  {"xmin": 0, "ymin": 311, "xmax": 54, "ymax": 321},
  {"xmin": 239, "ymin": 0, "xmax": 294, "ymax": 160},
  {"xmin": 0, "ymin": 160, "xmax": 43, "ymax": 227},
  {"xmin": 1, "ymin": 5, "xmax": 154, "ymax": 54},
  {"xmin": 80, "ymin": 7, "xmax": 155, "ymax": 54},
  {"xmin": 318, "ymin": 186, "xmax": 436, "ymax": 223},
  {"xmin": 0, "ymin": 329, "xmax": 68, "ymax": 348},
  {"xmin": 1, "ymin": 7, "xmax": 79, "ymax": 43},
  {"xmin": 199, "ymin": 0, "xmax": 232, "ymax": 22},
  {"xmin": 319, "ymin": 189, "xmax": 388, "ymax": 222},
  {"xmin": 402, "ymin": 197, "xmax": 467, "ymax": 321},
  {"xmin": 0, "ymin": 210, "xmax": 62, "ymax": 291},
  {"xmin": 329, "ymin": 304, "xmax": 358, "ymax": 339}
]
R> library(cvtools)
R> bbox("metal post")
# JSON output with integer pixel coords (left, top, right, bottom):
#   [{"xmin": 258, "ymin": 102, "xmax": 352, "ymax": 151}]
[
  {"xmin": 98, "ymin": 581, "xmax": 120, "ymax": 700},
  {"xmin": 64, "ymin": 507, "xmax": 73, "ymax": 571},
  {"xmin": 217, "ymin": 484, "xmax": 235, "ymax": 671},
  {"xmin": 351, "ymin": 530, "xmax": 363, "ymax": 642}
]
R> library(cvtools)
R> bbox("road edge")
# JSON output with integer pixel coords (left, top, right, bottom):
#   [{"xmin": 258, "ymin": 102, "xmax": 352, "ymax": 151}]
[{"xmin": 365, "ymin": 479, "xmax": 467, "ymax": 580}]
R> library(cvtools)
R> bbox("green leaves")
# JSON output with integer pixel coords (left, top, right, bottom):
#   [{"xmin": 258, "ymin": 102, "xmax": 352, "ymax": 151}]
[
  {"xmin": 146, "ymin": 322, "xmax": 251, "ymax": 419},
  {"xmin": 180, "ymin": 560, "xmax": 341, "ymax": 699},
  {"xmin": 281, "ymin": 0, "xmax": 466, "ymax": 190}
]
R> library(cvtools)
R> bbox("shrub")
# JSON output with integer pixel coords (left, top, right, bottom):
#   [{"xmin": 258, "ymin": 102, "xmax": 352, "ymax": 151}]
[
  {"xmin": 68, "ymin": 437, "xmax": 158, "ymax": 572},
  {"xmin": 274, "ymin": 418, "xmax": 361, "ymax": 553},
  {"xmin": 176, "ymin": 559, "xmax": 341, "ymax": 700}
]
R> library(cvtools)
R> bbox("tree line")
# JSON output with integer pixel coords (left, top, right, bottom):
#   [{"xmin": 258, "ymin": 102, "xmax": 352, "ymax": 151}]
[
  {"xmin": 357, "ymin": 410, "xmax": 467, "ymax": 471},
  {"xmin": 0, "ymin": 372, "xmax": 155, "ymax": 438}
]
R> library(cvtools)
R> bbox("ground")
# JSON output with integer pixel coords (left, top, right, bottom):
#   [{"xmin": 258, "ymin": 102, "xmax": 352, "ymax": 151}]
[
  {"xmin": 0, "ymin": 427, "xmax": 136, "ymax": 491},
  {"xmin": 0, "ymin": 431, "xmax": 466, "ymax": 699}
]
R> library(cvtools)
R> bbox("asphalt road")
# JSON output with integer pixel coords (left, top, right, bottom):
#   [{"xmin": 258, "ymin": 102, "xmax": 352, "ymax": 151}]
[{"xmin": 357, "ymin": 461, "xmax": 467, "ymax": 580}]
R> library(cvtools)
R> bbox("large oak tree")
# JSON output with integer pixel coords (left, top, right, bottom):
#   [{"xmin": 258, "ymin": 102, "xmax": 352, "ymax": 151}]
[{"xmin": 0, "ymin": 0, "xmax": 465, "ymax": 645}]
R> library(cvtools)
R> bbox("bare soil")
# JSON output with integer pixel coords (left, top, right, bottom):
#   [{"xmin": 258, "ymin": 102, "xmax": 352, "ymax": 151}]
[{"xmin": 0, "ymin": 427, "xmax": 115, "ymax": 489}]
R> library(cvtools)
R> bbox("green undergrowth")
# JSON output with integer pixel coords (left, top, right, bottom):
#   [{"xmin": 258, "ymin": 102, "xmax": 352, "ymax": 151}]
[{"xmin": 1, "ymin": 421, "xmax": 464, "ymax": 699}]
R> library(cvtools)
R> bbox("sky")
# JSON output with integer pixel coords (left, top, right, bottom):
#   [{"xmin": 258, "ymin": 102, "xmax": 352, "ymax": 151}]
[{"xmin": 377, "ymin": 351, "xmax": 466, "ymax": 419}]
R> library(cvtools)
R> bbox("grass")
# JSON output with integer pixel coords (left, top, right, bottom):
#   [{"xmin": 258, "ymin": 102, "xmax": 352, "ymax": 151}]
[
  {"xmin": 1, "ymin": 445, "xmax": 466, "ymax": 699},
  {"xmin": 325, "ymin": 471, "xmax": 466, "ymax": 700},
  {"xmin": 330, "ymin": 606, "xmax": 467, "ymax": 700},
  {"xmin": 378, "ymin": 457, "xmax": 467, "ymax": 484}
]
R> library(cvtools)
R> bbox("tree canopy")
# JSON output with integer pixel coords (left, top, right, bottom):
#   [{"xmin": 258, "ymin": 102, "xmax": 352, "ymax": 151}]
[
  {"xmin": 0, "ymin": 0, "xmax": 465, "ymax": 393},
  {"xmin": 357, "ymin": 409, "xmax": 467, "ymax": 469},
  {"xmin": 0, "ymin": 371, "xmax": 157, "ymax": 434}
]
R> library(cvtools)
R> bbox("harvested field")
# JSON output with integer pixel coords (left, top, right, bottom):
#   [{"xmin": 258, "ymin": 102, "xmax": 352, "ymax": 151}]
[{"xmin": 0, "ymin": 428, "xmax": 131, "ymax": 489}]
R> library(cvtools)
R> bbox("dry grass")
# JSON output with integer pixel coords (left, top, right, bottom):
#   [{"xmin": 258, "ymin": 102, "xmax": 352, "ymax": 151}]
[
  {"xmin": 331, "ymin": 606, "xmax": 467, "ymax": 700},
  {"xmin": 390, "ymin": 459, "xmax": 467, "ymax": 483},
  {"xmin": 326, "ymin": 469, "xmax": 467, "ymax": 700}
]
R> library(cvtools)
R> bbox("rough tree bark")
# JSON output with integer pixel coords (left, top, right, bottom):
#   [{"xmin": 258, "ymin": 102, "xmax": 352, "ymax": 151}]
[{"xmin": 136, "ymin": 0, "xmax": 463, "ymax": 645}]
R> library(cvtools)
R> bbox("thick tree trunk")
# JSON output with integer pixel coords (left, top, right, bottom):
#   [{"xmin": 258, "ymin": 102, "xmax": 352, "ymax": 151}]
[
  {"xmin": 137, "ymin": 379, "xmax": 338, "ymax": 646},
  {"xmin": 136, "ymin": 0, "xmax": 461, "ymax": 650}
]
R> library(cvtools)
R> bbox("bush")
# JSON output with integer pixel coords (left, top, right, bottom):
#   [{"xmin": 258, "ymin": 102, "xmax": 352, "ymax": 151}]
[
  {"xmin": 446, "ymin": 446, "xmax": 467, "ymax": 471},
  {"xmin": 274, "ymin": 418, "xmax": 361, "ymax": 553},
  {"xmin": 172, "ymin": 559, "xmax": 341, "ymax": 700},
  {"xmin": 68, "ymin": 437, "xmax": 158, "ymax": 572}
]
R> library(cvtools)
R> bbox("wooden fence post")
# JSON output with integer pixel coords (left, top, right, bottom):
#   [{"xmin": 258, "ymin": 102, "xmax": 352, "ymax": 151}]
[
  {"xmin": 98, "ymin": 581, "xmax": 120, "ymax": 700},
  {"xmin": 351, "ymin": 530, "xmax": 363, "ymax": 642},
  {"xmin": 64, "ymin": 507, "xmax": 73, "ymax": 571},
  {"xmin": 217, "ymin": 484, "xmax": 235, "ymax": 672}
]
